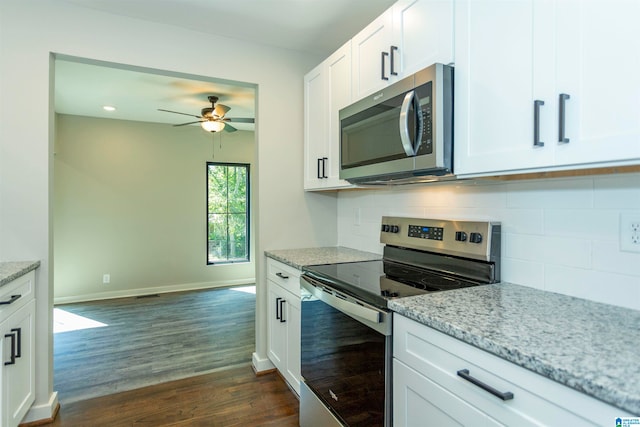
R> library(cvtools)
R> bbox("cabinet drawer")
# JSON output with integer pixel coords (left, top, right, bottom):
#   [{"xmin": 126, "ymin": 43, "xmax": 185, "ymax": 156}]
[
  {"xmin": 0, "ymin": 271, "xmax": 34, "ymax": 323},
  {"xmin": 394, "ymin": 315, "xmax": 630, "ymax": 426},
  {"xmin": 266, "ymin": 258, "xmax": 301, "ymax": 297}
]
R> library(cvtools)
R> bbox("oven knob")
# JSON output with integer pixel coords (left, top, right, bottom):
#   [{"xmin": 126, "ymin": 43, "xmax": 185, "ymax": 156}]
[
  {"xmin": 469, "ymin": 232, "xmax": 483, "ymax": 244},
  {"xmin": 391, "ymin": 225, "xmax": 399, "ymax": 233},
  {"xmin": 382, "ymin": 224, "xmax": 390, "ymax": 232},
  {"xmin": 455, "ymin": 231, "xmax": 467, "ymax": 242}
]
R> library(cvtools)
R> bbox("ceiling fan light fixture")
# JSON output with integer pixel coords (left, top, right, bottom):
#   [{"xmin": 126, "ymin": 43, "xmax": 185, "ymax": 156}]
[{"xmin": 201, "ymin": 120, "xmax": 225, "ymax": 133}]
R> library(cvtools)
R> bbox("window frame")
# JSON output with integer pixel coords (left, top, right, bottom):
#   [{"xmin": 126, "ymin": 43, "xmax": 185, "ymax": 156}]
[{"xmin": 206, "ymin": 161, "xmax": 250, "ymax": 265}]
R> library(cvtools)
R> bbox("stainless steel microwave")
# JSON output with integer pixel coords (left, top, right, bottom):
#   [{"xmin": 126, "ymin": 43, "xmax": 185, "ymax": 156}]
[{"xmin": 339, "ymin": 63, "xmax": 453, "ymax": 185}]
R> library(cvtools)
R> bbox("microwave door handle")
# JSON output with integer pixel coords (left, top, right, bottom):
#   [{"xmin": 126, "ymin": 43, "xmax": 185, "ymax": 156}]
[{"xmin": 399, "ymin": 90, "xmax": 419, "ymax": 156}]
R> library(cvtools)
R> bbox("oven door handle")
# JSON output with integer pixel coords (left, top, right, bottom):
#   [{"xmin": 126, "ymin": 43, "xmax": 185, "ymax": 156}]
[{"xmin": 300, "ymin": 276, "xmax": 386, "ymax": 326}]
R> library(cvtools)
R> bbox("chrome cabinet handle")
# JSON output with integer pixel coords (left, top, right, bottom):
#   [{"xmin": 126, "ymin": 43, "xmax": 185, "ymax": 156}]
[
  {"xmin": 390, "ymin": 45, "xmax": 399, "ymax": 76},
  {"xmin": 0, "ymin": 294, "xmax": 21, "ymax": 305},
  {"xmin": 559, "ymin": 93, "xmax": 570, "ymax": 143},
  {"xmin": 321, "ymin": 157, "xmax": 328, "ymax": 179},
  {"xmin": 381, "ymin": 51, "xmax": 389, "ymax": 81},
  {"xmin": 275, "ymin": 272, "xmax": 289, "ymax": 280},
  {"xmin": 533, "ymin": 100, "xmax": 545, "ymax": 147},
  {"xmin": 457, "ymin": 369, "xmax": 514, "ymax": 401}
]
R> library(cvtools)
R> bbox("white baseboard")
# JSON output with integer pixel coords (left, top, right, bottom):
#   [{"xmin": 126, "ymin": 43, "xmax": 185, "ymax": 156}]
[
  {"xmin": 22, "ymin": 392, "xmax": 59, "ymax": 424},
  {"xmin": 53, "ymin": 278, "xmax": 256, "ymax": 305},
  {"xmin": 252, "ymin": 352, "xmax": 275, "ymax": 373}
]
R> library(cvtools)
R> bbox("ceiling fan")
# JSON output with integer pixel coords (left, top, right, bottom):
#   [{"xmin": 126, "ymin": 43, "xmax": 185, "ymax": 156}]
[{"xmin": 158, "ymin": 95, "xmax": 254, "ymax": 133}]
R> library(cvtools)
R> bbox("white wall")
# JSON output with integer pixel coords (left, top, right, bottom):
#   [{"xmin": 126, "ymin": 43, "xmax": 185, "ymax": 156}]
[
  {"xmin": 338, "ymin": 173, "xmax": 640, "ymax": 310},
  {"xmin": 0, "ymin": 1, "xmax": 338, "ymax": 422},
  {"xmin": 54, "ymin": 114, "xmax": 256, "ymax": 303}
]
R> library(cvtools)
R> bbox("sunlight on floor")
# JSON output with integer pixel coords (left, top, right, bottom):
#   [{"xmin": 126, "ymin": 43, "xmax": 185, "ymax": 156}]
[
  {"xmin": 53, "ymin": 308, "xmax": 108, "ymax": 333},
  {"xmin": 230, "ymin": 285, "xmax": 256, "ymax": 294}
]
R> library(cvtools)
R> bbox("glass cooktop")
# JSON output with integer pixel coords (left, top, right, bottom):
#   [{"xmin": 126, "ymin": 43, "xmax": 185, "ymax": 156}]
[{"xmin": 303, "ymin": 260, "xmax": 481, "ymax": 309}]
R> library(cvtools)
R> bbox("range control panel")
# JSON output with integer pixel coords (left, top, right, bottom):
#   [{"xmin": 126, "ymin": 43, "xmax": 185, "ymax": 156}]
[{"xmin": 380, "ymin": 216, "xmax": 501, "ymax": 262}]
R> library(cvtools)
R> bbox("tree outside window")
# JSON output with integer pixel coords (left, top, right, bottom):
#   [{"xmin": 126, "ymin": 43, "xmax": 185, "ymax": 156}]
[{"xmin": 207, "ymin": 162, "xmax": 249, "ymax": 264}]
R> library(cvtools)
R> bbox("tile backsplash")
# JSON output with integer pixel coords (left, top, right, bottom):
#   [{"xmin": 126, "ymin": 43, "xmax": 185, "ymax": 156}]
[{"xmin": 337, "ymin": 173, "xmax": 640, "ymax": 310}]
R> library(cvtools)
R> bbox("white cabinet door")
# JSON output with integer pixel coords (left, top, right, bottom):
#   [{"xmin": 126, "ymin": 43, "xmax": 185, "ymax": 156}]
[
  {"xmin": 325, "ymin": 43, "xmax": 353, "ymax": 187},
  {"xmin": 267, "ymin": 281, "xmax": 287, "ymax": 371},
  {"xmin": 284, "ymin": 292, "xmax": 300, "ymax": 395},
  {"xmin": 304, "ymin": 42, "xmax": 354, "ymax": 191},
  {"xmin": 2, "ymin": 300, "xmax": 35, "ymax": 427},
  {"xmin": 393, "ymin": 0, "xmax": 454, "ymax": 77},
  {"xmin": 351, "ymin": 9, "xmax": 395, "ymax": 100},
  {"xmin": 303, "ymin": 62, "xmax": 327, "ymax": 190},
  {"xmin": 394, "ymin": 359, "xmax": 502, "ymax": 427},
  {"xmin": 554, "ymin": 0, "xmax": 640, "ymax": 166},
  {"xmin": 454, "ymin": 0, "xmax": 555, "ymax": 176}
]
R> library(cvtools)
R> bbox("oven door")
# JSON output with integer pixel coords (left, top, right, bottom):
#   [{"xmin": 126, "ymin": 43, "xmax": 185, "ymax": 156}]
[{"xmin": 300, "ymin": 274, "xmax": 392, "ymax": 427}]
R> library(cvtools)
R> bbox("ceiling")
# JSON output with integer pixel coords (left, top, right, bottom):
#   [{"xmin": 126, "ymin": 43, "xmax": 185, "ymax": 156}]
[{"xmin": 54, "ymin": 0, "xmax": 397, "ymax": 131}]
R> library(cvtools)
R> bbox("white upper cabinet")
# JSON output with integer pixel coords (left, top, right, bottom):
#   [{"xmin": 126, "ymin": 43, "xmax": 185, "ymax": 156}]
[
  {"xmin": 351, "ymin": 9, "xmax": 394, "ymax": 100},
  {"xmin": 392, "ymin": 0, "xmax": 454, "ymax": 77},
  {"xmin": 303, "ymin": 41, "xmax": 354, "ymax": 190},
  {"xmin": 303, "ymin": 62, "xmax": 327, "ymax": 189},
  {"xmin": 455, "ymin": 0, "xmax": 640, "ymax": 177},
  {"xmin": 352, "ymin": 0, "xmax": 454, "ymax": 100},
  {"xmin": 553, "ymin": 0, "xmax": 640, "ymax": 166}
]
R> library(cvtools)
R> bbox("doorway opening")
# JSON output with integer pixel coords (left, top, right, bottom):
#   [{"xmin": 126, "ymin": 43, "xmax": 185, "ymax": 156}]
[{"xmin": 52, "ymin": 55, "xmax": 258, "ymax": 403}]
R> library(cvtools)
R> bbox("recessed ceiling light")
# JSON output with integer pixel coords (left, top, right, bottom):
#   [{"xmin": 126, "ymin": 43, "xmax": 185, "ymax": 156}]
[{"xmin": 103, "ymin": 105, "xmax": 116, "ymax": 112}]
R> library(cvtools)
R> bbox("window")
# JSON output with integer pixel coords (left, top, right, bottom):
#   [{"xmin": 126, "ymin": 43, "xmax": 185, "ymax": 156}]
[{"xmin": 207, "ymin": 162, "xmax": 249, "ymax": 264}]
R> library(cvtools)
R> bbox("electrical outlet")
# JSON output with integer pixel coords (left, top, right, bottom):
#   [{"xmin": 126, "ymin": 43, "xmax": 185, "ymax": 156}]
[
  {"xmin": 103, "ymin": 274, "xmax": 111, "ymax": 284},
  {"xmin": 620, "ymin": 213, "xmax": 640, "ymax": 253},
  {"xmin": 354, "ymin": 208, "xmax": 361, "ymax": 226}
]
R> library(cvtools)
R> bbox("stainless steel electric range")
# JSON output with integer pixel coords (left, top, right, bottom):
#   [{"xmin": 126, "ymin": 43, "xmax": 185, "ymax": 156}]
[{"xmin": 299, "ymin": 216, "xmax": 501, "ymax": 427}]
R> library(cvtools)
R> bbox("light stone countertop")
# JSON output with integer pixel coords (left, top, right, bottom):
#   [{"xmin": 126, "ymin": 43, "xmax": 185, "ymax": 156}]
[
  {"xmin": 265, "ymin": 246, "xmax": 381, "ymax": 270},
  {"xmin": 0, "ymin": 261, "xmax": 40, "ymax": 287},
  {"xmin": 389, "ymin": 282, "xmax": 640, "ymax": 415}
]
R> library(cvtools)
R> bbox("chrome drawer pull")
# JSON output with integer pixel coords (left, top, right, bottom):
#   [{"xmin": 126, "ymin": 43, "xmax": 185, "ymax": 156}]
[{"xmin": 457, "ymin": 369, "xmax": 514, "ymax": 401}]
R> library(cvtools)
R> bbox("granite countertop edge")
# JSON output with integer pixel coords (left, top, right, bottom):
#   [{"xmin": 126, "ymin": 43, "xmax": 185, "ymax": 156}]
[
  {"xmin": 389, "ymin": 283, "xmax": 640, "ymax": 415},
  {"xmin": 265, "ymin": 246, "xmax": 381, "ymax": 270},
  {"xmin": 0, "ymin": 261, "xmax": 40, "ymax": 287}
]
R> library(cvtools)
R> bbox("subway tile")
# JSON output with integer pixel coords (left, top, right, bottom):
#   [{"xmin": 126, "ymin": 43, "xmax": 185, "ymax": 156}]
[
  {"xmin": 501, "ymin": 209, "xmax": 544, "ymax": 235},
  {"xmin": 545, "ymin": 265, "xmax": 640, "ymax": 311},
  {"xmin": 501, "ymin": 258, "xmax": 545, "ymax": 290},
  {"xmin": 506, "ymin": 177, "xmax": 593, "ymax": 209},
  {"xmin": 544, "ymin": 209, "xmax": 619, "ymax": 241},
  {"xmin": 592, "ymin": 241, "xmax": 640, "ymax": 277},
  {"xmin": 505, "ymin": 234, "xmax": 591, "ymax": 269},
  {"xmin": 593, "ymin": 173, "xmax": 640, "ymax": 209}
]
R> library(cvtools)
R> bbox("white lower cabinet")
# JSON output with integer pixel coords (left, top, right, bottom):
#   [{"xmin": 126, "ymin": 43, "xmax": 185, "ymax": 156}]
[
  {"xmin": 266, "ymin": 258, "xmax": 301, "ymax": 394},
  {"xmin": 393, "ymin": 314, "xmax": 631, "ymax": 426},
  {"xmin": 1, "ymin": 271, "xmax": 36, "ymax": 427}
]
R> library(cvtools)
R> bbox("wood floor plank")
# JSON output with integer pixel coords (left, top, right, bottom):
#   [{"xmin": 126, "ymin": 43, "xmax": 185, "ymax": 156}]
[{"xmin": 45, "ymin": 366, "xmax": 299, "ymax": 427}]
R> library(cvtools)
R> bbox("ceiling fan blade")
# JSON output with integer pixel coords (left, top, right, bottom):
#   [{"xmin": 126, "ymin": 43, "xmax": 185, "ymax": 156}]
[
  {"xmin": 214, "ymin": 104, "xmax": 231, "ymax": 117},
  {"xmin": 226, "ymin": 117, "xmax": 255, "ymax": 123},
  {"xmin": 223, "ymin": 123, "xmax": 238, "ymax": 133},
  {"xmin": 158, "ymin": 109, "xmax": 202, "ymax": 119},
  {"xmin": 173, "ymin": 120, "xmax": 203, "ymax": 127}
]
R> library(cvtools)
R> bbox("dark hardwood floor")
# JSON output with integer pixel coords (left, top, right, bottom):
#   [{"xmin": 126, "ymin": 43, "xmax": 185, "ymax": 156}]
[
  {"xmin": 54, "ymin": 287, "xmax": 256, "ymax": 404},
  {"xmin": 46, "ymin": 365, "xmax": 300, "ymax": 426}
]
